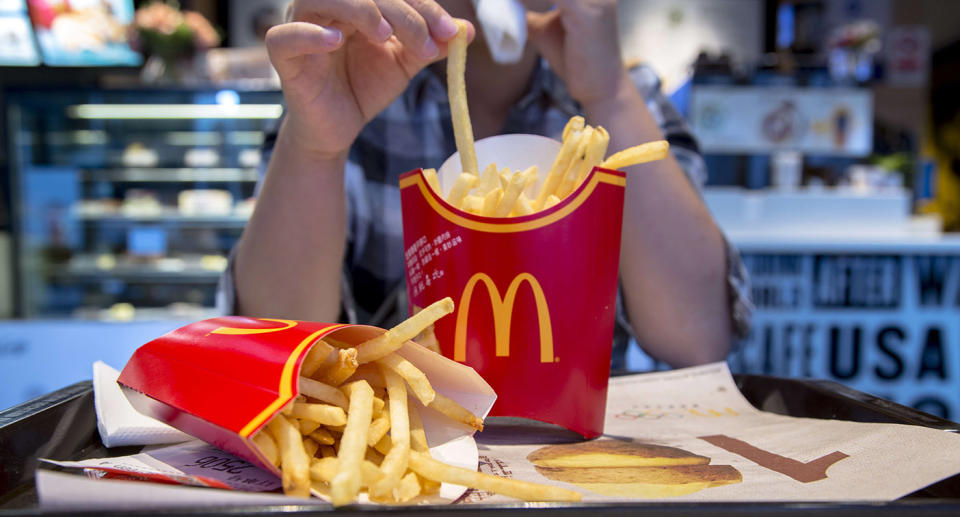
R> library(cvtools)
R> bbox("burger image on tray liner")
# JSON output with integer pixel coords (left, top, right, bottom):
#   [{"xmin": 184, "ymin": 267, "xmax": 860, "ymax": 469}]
[{"xmin": 527, "ymin": 440, "xmax": 742, "ymax": 498}]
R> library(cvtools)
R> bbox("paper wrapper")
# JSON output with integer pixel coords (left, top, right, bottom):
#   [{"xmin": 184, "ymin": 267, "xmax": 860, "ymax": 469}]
[
  {"xmin": 117, "ymin": 317, "xmax": 497, "ymax": 502},
  {"xmin": 400, "ymin": 134, "xmax": 626, "ymax": 438}
]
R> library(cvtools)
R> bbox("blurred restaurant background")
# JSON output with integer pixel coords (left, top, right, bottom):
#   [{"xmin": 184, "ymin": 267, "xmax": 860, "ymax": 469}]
[{"xmin": 1, "ymin": 0, "xmax": 959, "ymax": 420}]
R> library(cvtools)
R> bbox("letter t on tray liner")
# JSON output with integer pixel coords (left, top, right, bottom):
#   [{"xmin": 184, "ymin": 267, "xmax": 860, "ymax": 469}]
[
  {"xmin": 117, "ymin": 317, "xmax": 496, "ymax": 502},
  {"xmin": 399, "ymin": 134, "xmax": 627, "ymax": 438}
]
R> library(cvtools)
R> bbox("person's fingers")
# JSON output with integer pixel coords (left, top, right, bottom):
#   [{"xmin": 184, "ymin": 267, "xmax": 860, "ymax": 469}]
[
  {"xmin": 375, "ymin": 0, "xmax": 436, "ymax": 59},
  {"xmin": 290, "ymin": 0, "xmax": 392, "ymax": 43},
  {"xmin": 526, "ymin": 10, "xmax": 564, "ymax": 73},
  {"xmin": 391, "ymin": 18, "xmax": 475, "ymax": 79},
  {"xmin": 265, "ymin": 22, "xmax": 343, "ymax": 73},
  {"xmin": 428, "ymin": 19, "xmax": 476, "ymax": 62},
  {"xmin": 404, "ymin": 0, "xmax": 459, "ymax": 41}
]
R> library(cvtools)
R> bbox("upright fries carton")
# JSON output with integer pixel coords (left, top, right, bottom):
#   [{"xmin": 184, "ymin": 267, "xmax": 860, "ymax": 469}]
[
  {"xmin": 400, "ymin": 134, "xmax": 626, "ymax": 438},
  {"xmin": 117, "ymin": 317, "xmax": 496, "ymax": 490}
]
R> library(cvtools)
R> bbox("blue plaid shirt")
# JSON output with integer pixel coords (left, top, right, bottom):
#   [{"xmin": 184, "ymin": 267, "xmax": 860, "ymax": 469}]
[{"xmin": 219, "ymin": 60, "xmax": 752, "ymax": 369}]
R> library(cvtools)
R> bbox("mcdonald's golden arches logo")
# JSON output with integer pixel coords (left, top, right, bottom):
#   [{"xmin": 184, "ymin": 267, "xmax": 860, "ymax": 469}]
[
  {"xmin": 454, "ymin": 272, "xmax": 555, "ymax": 363},
  {"xmin": 211, "ymin": 318, "xmax": 298, "ymax": 335}
]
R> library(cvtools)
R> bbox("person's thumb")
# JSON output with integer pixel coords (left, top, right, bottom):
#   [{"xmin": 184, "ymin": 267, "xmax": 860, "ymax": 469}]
[{"xmin": 526, "ymin": 10, "xmax": 565, "ymax": 75}]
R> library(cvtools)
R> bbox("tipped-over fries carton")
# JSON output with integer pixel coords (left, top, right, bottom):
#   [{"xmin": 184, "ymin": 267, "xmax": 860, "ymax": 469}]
[
  {"xmin": 117, "ymin": 317, "xmax": 496, "ymax": 500},
  {"xmin": 400, "ymin": 134, "xmax": 626, "ymax": 438}
]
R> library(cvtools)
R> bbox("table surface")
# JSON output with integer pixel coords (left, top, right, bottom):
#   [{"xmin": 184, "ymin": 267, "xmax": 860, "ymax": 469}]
[{"xmin": 2, "ymin": 374, "xmax": 960, "ymax": 516}]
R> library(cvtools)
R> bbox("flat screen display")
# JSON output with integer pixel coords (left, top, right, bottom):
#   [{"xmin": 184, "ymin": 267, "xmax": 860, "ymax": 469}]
[
  {"xmin": 26, "ymin": 0, "xmax": 140, "ymax": 66},
  {"xmin": 0, "ymin": 0, "xmax": 40, "ymax": 66},
  {"xmin": 0, "ymin": 0, "xmax": 28, "ymax": 11}
]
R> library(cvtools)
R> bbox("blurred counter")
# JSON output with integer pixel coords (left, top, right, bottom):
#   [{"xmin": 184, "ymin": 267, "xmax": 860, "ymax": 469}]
[{"xmin": 0, "ymin": 319, "xmax": 192, "ymax": 411}]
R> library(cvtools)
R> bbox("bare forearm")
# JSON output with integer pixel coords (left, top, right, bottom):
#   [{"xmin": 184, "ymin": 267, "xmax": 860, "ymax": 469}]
[
  {"xmin": 233, "ymin": 119, "xmax": 347, "ymax": 321},
  {"xmin": 584, "ymin": 77, "xmax": 732, "ymax": 366}
]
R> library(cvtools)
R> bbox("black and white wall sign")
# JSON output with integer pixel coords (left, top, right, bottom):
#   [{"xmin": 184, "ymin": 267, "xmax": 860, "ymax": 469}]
[{"xmin": 730, "ymin": 253, "xmax": 959, "ymax": 420}]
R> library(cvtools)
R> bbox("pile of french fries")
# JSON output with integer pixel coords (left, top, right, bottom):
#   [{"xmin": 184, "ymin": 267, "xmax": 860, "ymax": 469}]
[
  {"xmin": 428, "ymin": 20, "xmax": 670, "ymax": 218},
  {"xmin": 251, "ymin": 297, "xmax": 582, "ymax": 505}
]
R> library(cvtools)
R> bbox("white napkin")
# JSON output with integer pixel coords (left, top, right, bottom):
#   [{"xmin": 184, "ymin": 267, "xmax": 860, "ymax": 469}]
[
  {"xmin": 93, "ymin": 361, "xmax": 193, "ymax": 447},
  {"xmin": 472, "ymin": 0, "xmax": 527, "ymax": 64}
]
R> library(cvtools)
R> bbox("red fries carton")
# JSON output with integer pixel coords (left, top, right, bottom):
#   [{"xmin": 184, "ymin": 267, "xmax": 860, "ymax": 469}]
[
  {"xmin": 400, "ymin": 134, "xmax": 625, "ymax": 438},
  {"xmin": 117, "ymin": 317, "xmax": 496, "ymax": 498}
]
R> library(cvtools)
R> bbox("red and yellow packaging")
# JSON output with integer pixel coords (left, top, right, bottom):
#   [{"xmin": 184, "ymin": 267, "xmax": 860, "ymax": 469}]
[
  {"xmin": 117, "ymin": 317, "xmax": 496, "ymax": 480},
  {"xmin": 400, "ymin": 134, "xmax": 626, "ymax": 438}
]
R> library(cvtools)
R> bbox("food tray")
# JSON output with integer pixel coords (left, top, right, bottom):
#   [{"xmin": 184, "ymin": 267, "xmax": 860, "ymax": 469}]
[{"xmin": 2, "ymin": 374, "xmax": 960, "ymax": 516}]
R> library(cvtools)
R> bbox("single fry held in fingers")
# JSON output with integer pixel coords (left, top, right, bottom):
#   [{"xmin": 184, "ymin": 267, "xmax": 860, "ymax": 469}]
[{"xmin": 447, "ymin": 20, "xmax": 478, "ymax": 175}]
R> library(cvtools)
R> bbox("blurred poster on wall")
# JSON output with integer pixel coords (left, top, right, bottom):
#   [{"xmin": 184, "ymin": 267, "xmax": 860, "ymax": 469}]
[
  {"xmin": 886, "ymin": 26, "xmax": 930, "ymax": 87},
  {"xmin": 26, "ymin": 0, "xmax": 140, "ymax": 66},
  {"xmin": 690, "ymin": 86, "xmax": 873, "ymax": 157},
  {"xmin": 0, "ymin": 0, "xmax": 40, "ymax": 66}
]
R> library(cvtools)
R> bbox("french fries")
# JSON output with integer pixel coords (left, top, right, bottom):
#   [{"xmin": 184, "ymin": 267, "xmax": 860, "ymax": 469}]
[
  {"xmin": 375, "ymin": 352, "xmax": 436, "ymax": 407},
  {"xmin": 437, "ymin": 16, "xmax": 669, "ymax": 218},
  {"xmin": 298, "ymin": 376, "xmax": 349, "ymax": 410},
  {"xmin": 253, "ymin": 297, "xmax": 581, "ymax": 506},
  {"xmin": 289, "ymin": 402, "xmax": 347, "ymax": 426},
  {"xmin": 316, "ymin": 348, "xmax": 359, "ymax": 386},
  {"xmin": 600, "ymin": 140, "xmax": 670, "ymax": 170},
  {"xmin": 409, "ymin": 450, "xmax": 581, "ymax": 502},
  {"xmin": 267, "ymin": 414, "xmax": 311, "ymax": 498},
  {"xmin": 447, "ymin": 19, "xmax": 478, "ymax": 176},
  {"xmin": 252, "ymin": 430, "xmax": 279, "ymax": 466},
  {"xmin": 300, "ymin": 339, "xmax": 336, "ymax": 378},
  {"xmin": 370, "ymin": 366, "xmax": 410, "ymax": 499},
  {"xmin": 331, "ymin": 380, "xmax": 375, "ymax": 506},
  {"xmin": 354, "ymin": 297, "xmax": 454, "ymax": 364}
]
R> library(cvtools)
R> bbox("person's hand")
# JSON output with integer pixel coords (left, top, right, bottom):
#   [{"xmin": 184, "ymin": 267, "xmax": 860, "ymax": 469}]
[
  {"xmin": 266, "ymin": 1, "xmax": 474, "ymax": 162},
  {"xmin": 525, "ymin": 0, "xmax": 628, "ymax": 108}
]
